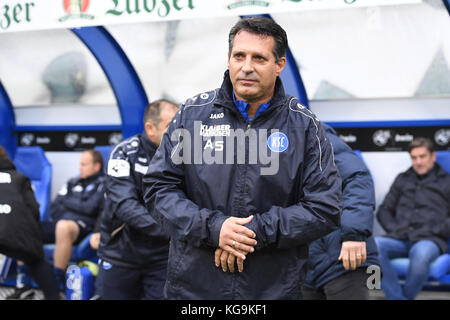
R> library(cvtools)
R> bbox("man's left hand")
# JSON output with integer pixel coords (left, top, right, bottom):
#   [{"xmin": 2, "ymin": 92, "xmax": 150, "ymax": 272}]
[
  {"xmin": 338, "ymin": 241, "xmax": 366, "ymax": 270},
  {"xmin": 214, "ymin": 248, "xmax": 245, "ymax": 273}
]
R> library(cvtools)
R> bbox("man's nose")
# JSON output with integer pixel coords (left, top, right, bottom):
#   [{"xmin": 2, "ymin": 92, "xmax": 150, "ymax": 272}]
[{"xmin": 241, "ymin": 57, "xmax": 254, "ymax": 73}]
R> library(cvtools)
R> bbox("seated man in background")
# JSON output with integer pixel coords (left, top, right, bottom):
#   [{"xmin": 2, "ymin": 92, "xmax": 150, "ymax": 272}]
[
  {"xmin": 302, "ymin": 124, "xmax": 380, "ymax": 300},
  {"xmin": 375, "ymin": 137, "xmax": 450, "ymax": 300},
  {"xmin": 41, "ymin": 149, "xmax": 106, "ymax": 291}
]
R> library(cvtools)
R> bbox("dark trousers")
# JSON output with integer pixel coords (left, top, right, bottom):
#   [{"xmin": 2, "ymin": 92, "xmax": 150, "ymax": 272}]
[
  {"xmin": 301, "ymin": 268, "xmax": 369, "ymax": 300},
  {"xmin": 27, "ymin": 258, "xmax": 60, "ymax": 300},
  {"xmin": 101, "ymin": 260, "xmax": 167, "ymax": 300}
]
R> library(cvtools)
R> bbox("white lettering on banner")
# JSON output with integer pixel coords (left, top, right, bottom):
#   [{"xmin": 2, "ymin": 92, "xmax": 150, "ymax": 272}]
[
  {"xmin": 395, "ymin": 133, "xmax": 413, "ymax": 142},
  {"xmin": 36, "ymin": 136, "xmax": 50, "ymax": 144},
  {"xmin": 0, "ymin": 0, "xmax": 422, "ymax": 33},
  {"xmin": 81, "ymin": 136, "xmax": 96, "ymax": 144},
  {"xmin": 339, "ymin": 134, "xmax": 357, "ymax": 143}
]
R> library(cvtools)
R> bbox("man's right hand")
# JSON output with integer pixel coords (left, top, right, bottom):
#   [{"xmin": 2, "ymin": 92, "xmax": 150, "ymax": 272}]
[
  {"xmin": 215, "ymin": 248, "xmax": 245, "ymax": 273},
  {"xmin": 218, "ymin": 216, "xmax": 257, "ymax": 260}
]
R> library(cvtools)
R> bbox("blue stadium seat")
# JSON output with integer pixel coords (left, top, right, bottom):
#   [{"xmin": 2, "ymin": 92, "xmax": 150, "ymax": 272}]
[
  {"xmin": 391, "ymin": 150, "xmax": 450, "ymax": 287},
  {"xmin": 13, "ymin": 146, "xmax": 52, "ymax": 221},
  {"xmin": 94, "ymin": 145, "xmax": 113, "ymax": 174},
  {"xmin": 436, "ymin": 150, "xmax": 450, "ymax": 173}
]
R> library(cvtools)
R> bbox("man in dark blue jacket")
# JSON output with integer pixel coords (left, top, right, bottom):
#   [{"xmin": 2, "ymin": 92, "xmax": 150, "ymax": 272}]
[
  {"xmin": 142, "ymin": 17, "xmax": 341, "ymax": 300},
  {"xmin": 375, "ymin": 137, "xmax": 450, "ymax": 300},
  {"xmin": 43, "ymin": 149, "xmax": 105, "ymax": 291},
  {"xmin": 302, "ymin": 124, "xmax": 380, "ymax": 300},
  {"xmin": 98, "ymin": 99, "xmax": 178, "ymax": 300}
]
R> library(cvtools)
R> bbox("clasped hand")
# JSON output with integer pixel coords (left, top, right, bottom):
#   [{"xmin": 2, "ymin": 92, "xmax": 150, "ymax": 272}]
[{"xmin": 214, "ymin": 216, "xmax": 257, "ymax": 273}]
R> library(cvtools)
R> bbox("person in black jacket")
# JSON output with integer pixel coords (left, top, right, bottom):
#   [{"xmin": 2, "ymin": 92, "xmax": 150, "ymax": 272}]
[
  {"xmin": 142, "ymin": 17, "xmax": 341, "ymax": 300},
  {"xmin": 98, "ymin": 99, "xmax": 178, "ymax": 300},
  {"xmin": 0, "ymin": 145, "xmax": 59, "ymax": 300},
  {"xmin": 41, "ymin": 149, "xmax": 105, "ymax": 291},
  {"xmin": 302, "ymin": 124, "xmax": 380, "ymax": 300},
  {"xmin": 375, "ymin": 137, "xmax": 450, "ymax": 300}
]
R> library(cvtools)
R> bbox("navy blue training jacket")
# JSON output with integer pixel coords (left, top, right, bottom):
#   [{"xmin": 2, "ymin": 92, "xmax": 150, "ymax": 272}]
[
  {"xmin": 142, "ymin": 71, "xmax": 342, "ymax": 299},
  {"xmin": 304, "ymin": 124, "xmax": 380, "ymax": 289},
  {"xmin": 98, "ymin": 134, "xmax": 169, "ymax": 268},
  {"xmin": 50, "ymin": 172, "xmax": 105, "ymax": 230}
]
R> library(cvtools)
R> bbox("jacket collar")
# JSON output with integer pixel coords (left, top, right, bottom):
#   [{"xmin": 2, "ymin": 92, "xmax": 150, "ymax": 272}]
[
  {"xmin": 0, "ymin": 158, "xmax": 16, "ymax": 171},
  {"xmin": 141, "ymin": 132, "xmax": 158, "ymax": 155},
  {"xmin": 407, "ymin": 162, "xmax": 447, "ymax": 180},
  {"xmin": 80, "ymin": 171, "xmax": 103, "ymax": 186},
  {"xmin": 215, "ymin": 70, "xmax": 287, "ymax": 115}
]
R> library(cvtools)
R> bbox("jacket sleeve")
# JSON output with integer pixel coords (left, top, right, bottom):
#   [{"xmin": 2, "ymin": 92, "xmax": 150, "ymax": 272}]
[
  {"xmin": 339, "ymin": 162, "xmax": 375, "ymax": 242},
  {"xmin": 376, "ymin": 174, "xmax": 403, "ymax": 233},
  {"xmin": 62, "ymin": 180, "xmax": 105, "ymax": 217},
  {"xmin": 105, "ymin": 146, "xmax": 163, "ymax": 232},
  {"xmin": 244, "ymin": 120, "xmax": 342, "ymax": 250},
  {"xmin": 431, "ymin": 181, "xmax": 450, "ymax": 238},
  {"xmin": 49, "ymin": 184, "xmax": 68, "ymax": 221},
  {"xmin": 143, "ymin": 108, "xmax": 228, "ymax": 248},
  {"xmin": 339, "ymin": 170, "xmax": 375, "ymax": 241}
]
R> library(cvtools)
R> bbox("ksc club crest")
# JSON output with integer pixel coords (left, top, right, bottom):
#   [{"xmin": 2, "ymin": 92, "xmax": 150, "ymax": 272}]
[
  {"xmin": 59, "ymin": 0, "xmax": 94, "ymax": 22},
  {"xmin": 268, "ymin": 132, "xmax": 289, "ymax": 153}
]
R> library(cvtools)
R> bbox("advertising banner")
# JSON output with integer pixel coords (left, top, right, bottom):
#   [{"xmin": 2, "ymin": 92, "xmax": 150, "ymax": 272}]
[{"xmin": 0, "ymin": 0, "xmax": 422, "ymax": 33}]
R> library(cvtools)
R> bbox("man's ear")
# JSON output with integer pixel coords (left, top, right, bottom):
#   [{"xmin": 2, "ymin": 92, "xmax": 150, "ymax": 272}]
[
  {"xmin": 275, "ymin": 57, "xmax": 286, "ymax": 76},
  {"xmin": 95, "ymin": 161, "xmax": 102, "ymax": 173},
  {"xmin": 145, "ymin": 121, "xmax": 154, "ymax": 138}
]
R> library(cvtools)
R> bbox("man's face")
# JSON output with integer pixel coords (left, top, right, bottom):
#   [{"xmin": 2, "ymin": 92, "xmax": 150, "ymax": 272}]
[
  {"xmin": 79, "ymin": 151, "xmax": 100, "ymax": 179},
  {"xmin": 410, "ymin": 146, "xmax": 436, "ymax": 175},
  {"xmin": 228, "ymin": 30, "xmax": 285, "ymax": 105},
  {"xmin": 146, "ymin": 103, "xmax": 178, "ymax": 146}
]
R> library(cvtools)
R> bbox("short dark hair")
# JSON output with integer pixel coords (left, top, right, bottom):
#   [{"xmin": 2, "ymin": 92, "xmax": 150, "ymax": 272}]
[
  {"xmin": 408, "ymin": 137, "xmax": 435, "ymax": 154},
  {"xmin": 0, "ymin": 145, "xmax": 8, "ymax": 160},
  {"xmin": 143, "ymin": 99, "xmax": 178, "ymax": 126},
  {"xmin": 84, "ymin": 149, "xmax": 103, "ymax": 171},
  {"xmin": 228, "ymin": 16, "xmax": 288, "ymax": 62}
]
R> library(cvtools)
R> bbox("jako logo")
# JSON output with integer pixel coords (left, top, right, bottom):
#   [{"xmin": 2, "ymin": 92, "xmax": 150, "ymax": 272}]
[
  {"xmin": 0, "ymin": 204, "xmax": 12, "ymax": 214},
  {"xmin": 267, "ymin": 132, "xmax": 289, "ymax": 153}
]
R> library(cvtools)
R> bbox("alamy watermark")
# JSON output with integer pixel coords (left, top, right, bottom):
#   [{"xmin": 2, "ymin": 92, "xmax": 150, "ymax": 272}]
[
  {"xmin": 170, "ymin": 121, "xmax": 287, "ymax": 176},
  {"xmin": 366, "ymin": 265, "xmax": 381, "ymax": 290}
]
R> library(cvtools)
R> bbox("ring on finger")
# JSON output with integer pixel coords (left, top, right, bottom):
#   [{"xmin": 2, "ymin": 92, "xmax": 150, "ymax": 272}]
[{"xmin": 232, "ymin": 240, "xmax": 236, "ymax": 248}]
